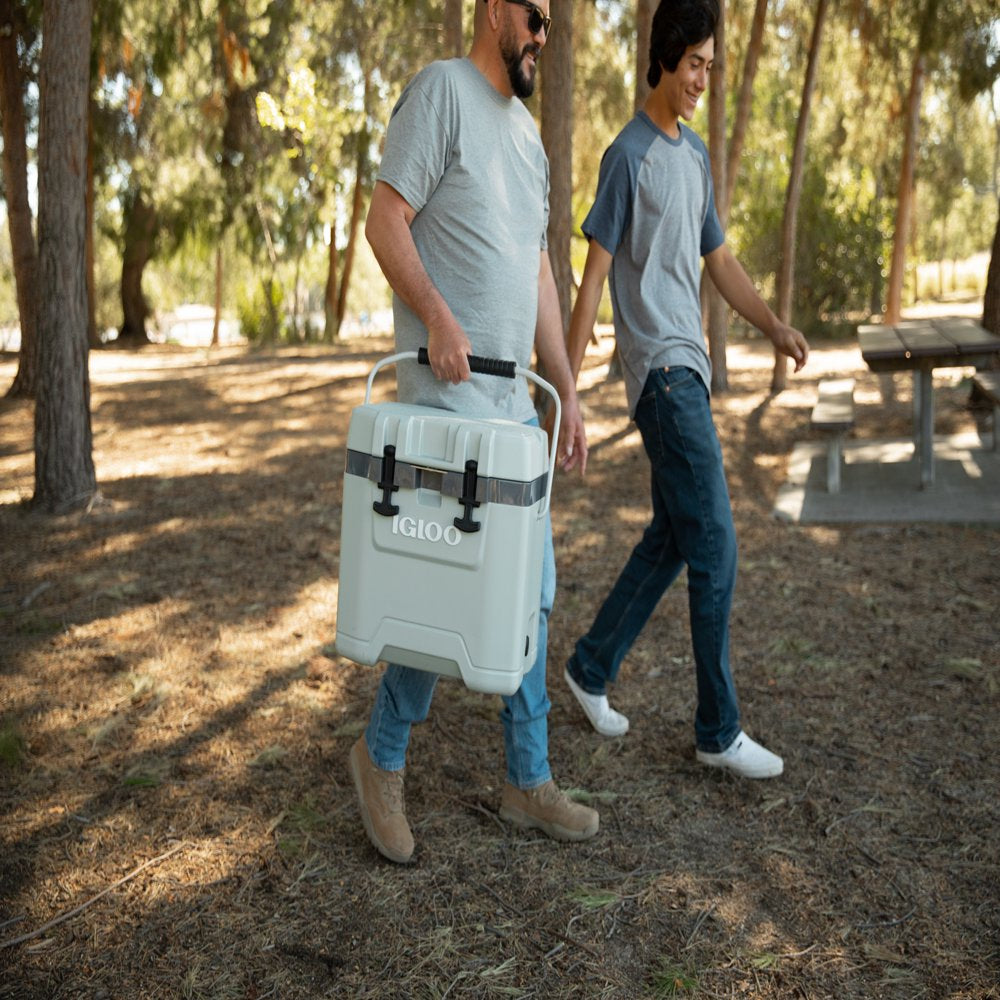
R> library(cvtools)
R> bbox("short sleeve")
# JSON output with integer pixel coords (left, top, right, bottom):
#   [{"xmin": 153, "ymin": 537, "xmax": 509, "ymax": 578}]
[
  {"xmin": 581, "ymin": 141, "xmax": 635, "ymax": 257},
  {"xmin": 377, "ymin": 66, "xmax": 454, "ymax": 214},
  {"xmin": 693, "ymin": 139, "xmax": 725, "ymax": 256}
]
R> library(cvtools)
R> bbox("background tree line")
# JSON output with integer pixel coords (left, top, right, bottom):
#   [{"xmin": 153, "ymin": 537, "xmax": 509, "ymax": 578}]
[{"xmin": 0, "ymin": 0, "xmax": 998, "ymax": 512}]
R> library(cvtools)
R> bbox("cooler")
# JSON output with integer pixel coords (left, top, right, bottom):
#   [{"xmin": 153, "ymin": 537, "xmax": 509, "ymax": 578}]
[{"xmin": 334, "ymin": 351, "xmax": 561, "ymax": 696}]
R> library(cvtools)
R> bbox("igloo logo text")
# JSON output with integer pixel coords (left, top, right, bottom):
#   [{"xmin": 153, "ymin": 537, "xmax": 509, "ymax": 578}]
[{"xmin": 391, "ymin": 514, "xmax": 462, "ymax": 547}]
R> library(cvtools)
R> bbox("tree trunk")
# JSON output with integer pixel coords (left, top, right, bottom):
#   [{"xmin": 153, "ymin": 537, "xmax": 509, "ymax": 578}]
[
  {"xmin": 324, "ymin": 216, "xmax": 338, "ymax": 342},
  {"xmin": 119, "ymin": 187, "xmax": 157, "ymax": 343},
  {"xmin": 634, "ymin": 0, "xmax": 655, "ymax": 113},
  {"xmin": 33, "ymin": 0, "xmax": 97, "ymax": 514},
  {"xmin": 723, "ymin": 0, "xmax": 768, "ymax": 219},
  {"xmin": 86, "ymin": 93, "xmax": 99, "ymax": 348},
  {"xmin": 541, "ymin": 0, "xmax": 574, "ymax": 332},
  {"xmin": 444, "ymin": 0, "xmax": 463, "ymax": 58},
  {"xmin": 885, "ymin": 50, "xmax": 925, "ymax": 326},
  {"xmin": 336, "ymin": 154, "xmax": 365, "ymax": 340},
  {"xmin": 0, "ymin": 0, "xmax": 40, "ymax": 398},
  {"xmin": 706, "ymin": 0, "xmax": 728, "ymax": 394},
  {"xmin": 212, "ymin": 242, "xmax": 223, "ymax": 347},
  {"xmin": 983, "ymin": 200, "xmax": 1000, "ymax": 339},
  {"xmin": 771, "ymin": 0, "xmax": 829, "ymax": 393}
]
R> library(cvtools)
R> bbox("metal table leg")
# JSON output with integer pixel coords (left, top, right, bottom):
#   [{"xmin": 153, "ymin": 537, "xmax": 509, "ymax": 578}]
[{"xmin": 917, "ymin": 366, "xmax": 934, "ymax": 488}]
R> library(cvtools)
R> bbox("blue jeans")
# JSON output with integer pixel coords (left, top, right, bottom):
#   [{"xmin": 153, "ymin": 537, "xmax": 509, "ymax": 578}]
[
  {"xmin": 365, "ymin": 420, "xmax": 555, "ymax": 790},
  {"xmin": 566, "ymin": 366, "xmax": 740, "ymax": 753}
]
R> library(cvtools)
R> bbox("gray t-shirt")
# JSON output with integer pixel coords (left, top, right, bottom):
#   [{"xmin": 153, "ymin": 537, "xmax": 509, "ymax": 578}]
[
  {"xmin": 377, "ymin": 58, "xmax": 549, "ymax": 422},
  {"xmin": 582, "ymin": 112, "xmax": 725, "ymax": 416}
]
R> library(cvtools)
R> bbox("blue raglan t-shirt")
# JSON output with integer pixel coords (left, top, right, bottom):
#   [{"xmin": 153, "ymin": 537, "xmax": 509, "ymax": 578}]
[{"xmin": 583, "ymin": 112, "xmax": 725, "ymax": 416}]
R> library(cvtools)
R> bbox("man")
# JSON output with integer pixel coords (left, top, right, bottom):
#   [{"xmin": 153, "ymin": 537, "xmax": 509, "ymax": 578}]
[
  {"xmin": 349, "ymin": 0, "xmax": 597, "ymax": 864},
  {"xmin": 561, "ymin": 0, "xmax": 809, "ymax": 779}
]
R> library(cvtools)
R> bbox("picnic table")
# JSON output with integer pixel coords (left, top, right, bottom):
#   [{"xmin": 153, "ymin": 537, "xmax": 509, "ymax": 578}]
[{"xmin": 857, "ymin": 317, "xmax": 1000, "ymax": 488}]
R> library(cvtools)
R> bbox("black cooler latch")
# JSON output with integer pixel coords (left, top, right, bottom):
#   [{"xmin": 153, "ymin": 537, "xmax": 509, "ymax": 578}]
[
  {"xmin": 373, "ymin": 445, "xmax": 400, "ymax": 517},
  {"xmin": 454, "ymin": 460, "xmax": 481, "ymax": 533}
]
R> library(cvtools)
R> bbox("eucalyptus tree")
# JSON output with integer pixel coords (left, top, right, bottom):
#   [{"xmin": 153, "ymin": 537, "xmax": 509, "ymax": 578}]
[
  {"xmin": 541, "ymin": 0, "xmax": 575, "ymax": 331},
  {"xmin": 770, "ymin": 0, "xmax": 829, "ymax": 392},
  {"xmin": 880, "ymin": 0, "xmax": 997, "ymax": 324},
  {"xmin": 0, "ymin": 0, "xmax": 39, "ymax": 397},
  {"xmin": 302, "ymin": 0, "xmax": 440, "ymax": 341},
  {"xmin": 955, "ymin": 12, "xmax": 1000, "ymax": 336},
  {"xmin": 33, "ymin": 0, "xmax": 96, "ymax": 513},
  {"xmin": 444, "ymin": 0, "xmax": 464, "ymax": 58}
]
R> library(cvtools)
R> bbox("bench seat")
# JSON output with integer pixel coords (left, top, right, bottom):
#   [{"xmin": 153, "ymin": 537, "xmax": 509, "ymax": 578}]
[{"xmin": 811, "ymin": 378, "xmax": 856, "ymax": 493}]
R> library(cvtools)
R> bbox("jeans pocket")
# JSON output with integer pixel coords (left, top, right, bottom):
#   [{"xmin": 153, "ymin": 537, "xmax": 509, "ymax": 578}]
[{"xmin": 659, "ymin": 366, "xmax": 698, "ymax": 393}]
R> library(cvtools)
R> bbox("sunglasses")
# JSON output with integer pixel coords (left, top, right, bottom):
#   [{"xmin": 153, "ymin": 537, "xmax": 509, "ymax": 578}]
[{"xmin": 504, "ymin": 0, "xmax": 552, "ymax": 36}]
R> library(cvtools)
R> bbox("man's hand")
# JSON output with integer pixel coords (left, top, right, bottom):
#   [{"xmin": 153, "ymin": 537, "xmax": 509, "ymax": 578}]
[
  {"xmin": 770, "ymin": 322, "xmax": 809, "ymax": 373},
  {"xmin": 545, "ymin": 391, "xmax": 588, "ymax": 476},
  {"xmin": 426, "ymin": 320, "xmax": 473, "ymax": 384}
]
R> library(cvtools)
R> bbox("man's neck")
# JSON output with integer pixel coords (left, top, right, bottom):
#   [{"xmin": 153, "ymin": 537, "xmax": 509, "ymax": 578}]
[
  {"xmin": 468, "ymin": 41, "xmax": 513, "ymax": 98},
  {"xmin": 642, "ymin": 92, "xmax": 680, "ymax": 139}
]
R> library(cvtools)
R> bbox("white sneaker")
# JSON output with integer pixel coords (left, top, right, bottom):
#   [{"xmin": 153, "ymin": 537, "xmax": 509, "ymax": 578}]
[
  {"xmin": 696, "ymin": 731, "xmax": 783, "ymax": 779},
  {"xmin": 564, "ymin": 669, "xmax": 629, "ymax": 737}
]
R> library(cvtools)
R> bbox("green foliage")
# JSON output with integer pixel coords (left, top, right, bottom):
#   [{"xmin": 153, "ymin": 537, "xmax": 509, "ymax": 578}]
[
  {"xmin": 650, "ymin": 958, "xmax": 699, "ymax": 996},
  {"xmin": 237, "ymin": 278, "xmax": 285, "ymax": 344},
  {"xmin": 3, "ymin": 0, "xmax": 998, "ymax": 346}
]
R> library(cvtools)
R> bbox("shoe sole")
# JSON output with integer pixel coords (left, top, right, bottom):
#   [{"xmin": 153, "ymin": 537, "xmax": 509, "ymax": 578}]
[
  {"xmin": 498, "ymin": 803, "xmax": 599, "ymax": 842},
  {"xmin": 695, "ymin": 751, "xmax": 783, "ymax": 780},
  {"xmin": 349, "ymin": 742, "xmax": 414, "ymax": 864},
  {"xmin": 564, "ymin": 669, "xmax": 629, "ymax": 737}
]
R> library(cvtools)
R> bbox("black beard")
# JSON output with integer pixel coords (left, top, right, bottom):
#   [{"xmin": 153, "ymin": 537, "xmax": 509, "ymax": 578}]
[{"xmin": 504, "ymin": 43, "xmax": 540, "ymax": 98}]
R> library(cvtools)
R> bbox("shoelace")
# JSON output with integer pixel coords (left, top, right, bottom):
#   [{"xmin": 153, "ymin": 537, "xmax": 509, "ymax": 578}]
[{"xmin": 377, "ymin": 769, "xmax": 405, "ymax": 813}]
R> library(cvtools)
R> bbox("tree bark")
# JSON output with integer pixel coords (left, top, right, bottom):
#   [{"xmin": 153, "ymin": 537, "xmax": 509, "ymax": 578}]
[
  {"xmin": 706, "ymin": 0, "xmax": 728, "ymax": 394},
  {"xmin": 983, "ymin": 200, "xmax": 1000, "ymax": 339},
  {"xmin": 33, "ymin": 0, "xmax": 97, "ymax": 513},
  {"xmin": 118, "ymin": 187, "xmax": 157, "ymax": 343},
  {"xmin": 884, "ymin": 49, "xmax": 925, "ymax": 326},
  {"xmin": 0, "ymin": 0, "xmax": 40, "ymax": 398},
  {"xmin": 324, "ymin": 214, "xmax": 338, "ymax": 342},
  {"xmin": 723, "ymin": 0, "xmax": 768, "ymax": 219},
  {"xmin": 444, "ymin": 0, "xmax": 463, "ymax": 58},
  {"xmin": 86, "ymin": 93, "xmax": 99, "ymax": 347},
  {"xmin": 335, "ymin": 73, "xmax": 373, "ymax": 340},
  {"xmin": 212, "ymin": 242, "xmax": 223, "ymax": 347},
  {"xmin": 541, "ymin": 0, "xmax": 574, "ymax": 332},
  {"xmin": 634, "ymin": 0, "xmax": 655, "ymax": 113},
  {"xmin": 771, "ymin": 0, "xmax": 829, "ymax": 393}
]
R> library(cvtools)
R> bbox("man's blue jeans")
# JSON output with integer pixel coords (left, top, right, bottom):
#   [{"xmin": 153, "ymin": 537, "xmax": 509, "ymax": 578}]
[
  {"xmin": 365, "ymin": 421, "xmax": 555, "ymax": 790},
  {"xmin": 566, "ymin": 366, "xmax": 740, "ymax": 753}
]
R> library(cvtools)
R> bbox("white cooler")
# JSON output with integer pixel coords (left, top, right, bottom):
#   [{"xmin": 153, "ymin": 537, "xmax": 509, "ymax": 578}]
[{"xmin": 335, "ymin": 351, "xmax": 561, "ymax": 696}]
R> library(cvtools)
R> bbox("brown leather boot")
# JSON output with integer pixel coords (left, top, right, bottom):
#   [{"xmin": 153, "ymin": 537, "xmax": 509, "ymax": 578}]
[
  {"xmin": 499, "ymin": 780, "xmax": 599, "ymax": 842},
  {"xmin": 349, "ymin": 736, "xmax": 414, "ymax": 863}
]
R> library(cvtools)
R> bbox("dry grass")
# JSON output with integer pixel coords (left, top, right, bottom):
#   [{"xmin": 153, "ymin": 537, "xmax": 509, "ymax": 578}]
[{"xmin": 1, "ymin": 332, "xmax": 998, "ymax": 999}]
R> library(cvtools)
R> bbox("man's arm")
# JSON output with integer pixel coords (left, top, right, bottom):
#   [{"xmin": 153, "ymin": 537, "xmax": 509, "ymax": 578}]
[
  {"xmin": 704, "ymin": 243, "xmax": 809, "ymax": 372},
  {"xmin": 535, "ymin": 249, "xmax": 588, "ymax": 475},
  {"xmin": 364, "ymin": 180, "xmax": 472, "ymax": 384}
]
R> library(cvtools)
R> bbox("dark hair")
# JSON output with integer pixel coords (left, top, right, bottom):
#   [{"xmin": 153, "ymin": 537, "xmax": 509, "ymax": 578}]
[{"xmin": 647, "ymin": 0, "xmax": 719, "ymax": 89}]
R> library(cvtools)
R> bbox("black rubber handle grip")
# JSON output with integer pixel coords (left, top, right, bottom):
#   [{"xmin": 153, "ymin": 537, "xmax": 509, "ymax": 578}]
[{"xmin": 417, "ymin": 347, "xmax": 516, "ymax": 379}]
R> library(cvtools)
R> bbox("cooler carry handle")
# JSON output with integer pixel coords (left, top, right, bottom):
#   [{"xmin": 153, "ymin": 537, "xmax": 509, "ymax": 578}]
[{"xmin": 363, "ymin": 350, "xmax": 561, "ymax": 518}]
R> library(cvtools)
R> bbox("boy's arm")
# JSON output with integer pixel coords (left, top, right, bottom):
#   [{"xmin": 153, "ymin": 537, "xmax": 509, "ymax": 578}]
[
  {"xmin": 704, "ymin": 243, "xmax": 809, "ymax": 372},
  {"xmin": 567, "ymin": 240, "xmax": 614, "ymax": 381},
  {"xmin": 554, "ymin": 240, "xmax": 613, "ymax": 475}
]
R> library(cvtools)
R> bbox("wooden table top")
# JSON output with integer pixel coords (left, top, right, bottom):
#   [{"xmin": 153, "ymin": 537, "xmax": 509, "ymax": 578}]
[{"xmin": 858, "ymin": 317, "xmax": 1000, "ymax": 373}]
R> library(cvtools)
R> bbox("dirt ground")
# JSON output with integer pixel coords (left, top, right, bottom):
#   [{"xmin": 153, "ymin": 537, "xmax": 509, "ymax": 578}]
[{"xmin": 0, "ymin": 330, "xmax": 998, "ymax": 999}]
